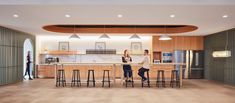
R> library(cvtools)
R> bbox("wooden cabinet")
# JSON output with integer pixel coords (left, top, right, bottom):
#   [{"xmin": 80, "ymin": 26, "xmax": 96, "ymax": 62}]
[
  {"xmin": 153, "ymin": 36, "xmax": 204, "ymax": 51},
  {"xmin": 37, "ymin": 65, "xmax": 55, "ymax": 78}
]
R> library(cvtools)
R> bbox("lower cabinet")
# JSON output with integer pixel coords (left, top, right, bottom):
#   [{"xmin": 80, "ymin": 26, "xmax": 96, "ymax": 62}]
[{"xmin": 37, "ymin": 65, "xmax": 55, "ymax": 78}]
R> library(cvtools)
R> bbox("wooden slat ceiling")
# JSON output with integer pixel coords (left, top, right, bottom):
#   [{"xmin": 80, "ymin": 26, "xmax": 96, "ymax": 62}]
[{"xmin": 43, "ymin": 25, "xmax": 198, "ymax": 34}]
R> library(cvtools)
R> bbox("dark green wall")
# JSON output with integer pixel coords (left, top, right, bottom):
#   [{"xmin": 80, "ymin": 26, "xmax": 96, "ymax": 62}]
[
  {"xmin": 204, "ymin": 28, "xmax": 235, "ymax": 85},
  {"xmin": 0, "ymin": 26, "xmax": 35, "ymax": 85}
]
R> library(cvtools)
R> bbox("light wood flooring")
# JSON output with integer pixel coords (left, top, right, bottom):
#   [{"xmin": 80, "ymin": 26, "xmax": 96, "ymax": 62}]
[{"xmin": 0, "ymin": 79, "xmax": 235, "ymax": 103}]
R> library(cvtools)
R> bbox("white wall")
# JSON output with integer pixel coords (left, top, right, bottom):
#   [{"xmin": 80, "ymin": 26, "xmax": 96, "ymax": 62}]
[{"xmin": 36, "ymin": 35, "xmax": 152, "ymax": 63}]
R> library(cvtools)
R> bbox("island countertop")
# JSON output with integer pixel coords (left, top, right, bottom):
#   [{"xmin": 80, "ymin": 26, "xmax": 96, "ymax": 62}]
[{"xmin": 37, "ymin": 62, "xmax": 186, "ymax": 66}]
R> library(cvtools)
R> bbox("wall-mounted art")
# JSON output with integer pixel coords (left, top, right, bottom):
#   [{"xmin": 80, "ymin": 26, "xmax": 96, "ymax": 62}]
[
  {"xmin": 131, "ymin": 42, "xmax": 142, "ymax": 54},
  {"xmin": 58, "ymin": 42, "xmax": 69, "ymax": 51},
  {"xmin": 95, "ymin": 42, "xmax": 106, "ymax": 50},
  {"xmin": 162, "ymin": 52, "xmax": 173, "ymax": 63}
]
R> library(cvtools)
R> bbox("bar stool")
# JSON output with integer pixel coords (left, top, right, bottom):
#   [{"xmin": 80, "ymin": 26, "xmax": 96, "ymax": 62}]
[
  {"xmin": 170, "ymin": 70, "xmax": 180, "ymax": 88},
  {"xmin": 71, "ymin": 69, "xmax": 81, "ymax": 87},
  {"xmin": 56, "ymin": 69, "xmax": 66, "ymax": 87},
  {"xmin": 141, "ymin": 69, "xmax": 150, "ymax": 88},
  {"xmin": 125, "ymin": 70, "xmax": 134, "ymax": 87},
  {"xmin": 87, "ymin": 70, "xmax": 95, "ymax": 87},
  {"xmin": 102, "ymin": 70, "xmax": 111, "ymax": 87},
  {"xmin": 156, "ymin": 70, "xmax": 165, "ymax": 88}
]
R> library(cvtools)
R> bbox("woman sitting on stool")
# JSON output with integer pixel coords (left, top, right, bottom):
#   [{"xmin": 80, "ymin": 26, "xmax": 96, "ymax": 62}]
[
  {"xmin": 138, "ymin": 49, "xmax": 150, "ymax": 83},
  {"xmin": 122, "ymin": 49, "xmax": 133, "ymax": 82}
]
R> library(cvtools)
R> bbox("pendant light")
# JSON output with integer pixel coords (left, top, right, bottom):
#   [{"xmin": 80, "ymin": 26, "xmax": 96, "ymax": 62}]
[
  {"xmin": 212, "ymin": 31, "xmax": 231, "ymax": 58},
  {"xmin": 130, "ymin": 26, "xmax": 141, "ymax": 39},
  {"xmin": 159, "ymin": 25, "xmax": 172, "ymax": 40},
  {"xmin": 99, "ymin": 25, "xmax": 110, "ymax": 39},
  {"xmin": 69, "ymin": 25, "xmax": 80, "ymax": 39}
]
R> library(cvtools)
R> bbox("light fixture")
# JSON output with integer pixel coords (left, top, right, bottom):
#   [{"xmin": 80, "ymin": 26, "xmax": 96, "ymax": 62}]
[
  {"xmin": 117, "ymin": 14, "xmax": 123, "ymax": 18},
  {"xmin": 222, "ymin": 15, "xmax": 228, "ymax": 18},
  {"xmin": 69, "ymin": 25, "xmax": 80, "ymax": 39},
  {"xmin": 170, "ymin": 14, "xmax": 175, "ymax": 18},
  {"xmin": 212, "ymin": 50, "xmax": 231, "ymax": 58},
  {"xmin": 65, "ymin": 14, "xmax": 71, "ymax": 18},
  {"xmin": 159, "ymin": 25, "xmax": 172, "ymax": 40},
  {"xmin": 212, "ymin": 31, "xmax": 231, "ymax": 58},
  {"xmin": 130, "ymin": 34, "xmax": 141, "ymax": 39},
  {"xmin": 159, "ymin": 35, "xmax": 172, "ymax": 40},
  {"xmin": 130, "ymin": 26, "xmax": 141, "ymax": 39},
  {"xmin": 13, "ymin": 14, "xmax": 19, "ymax": 18},
  {"xmin": 99, "ymin": 25, "xmax": 110, "ymax": 39}
]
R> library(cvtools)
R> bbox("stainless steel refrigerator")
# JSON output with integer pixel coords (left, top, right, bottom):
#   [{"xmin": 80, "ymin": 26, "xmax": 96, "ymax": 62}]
[{"xmin": 173, "ymin": 50, "xmax": 204, "ymax": 79}]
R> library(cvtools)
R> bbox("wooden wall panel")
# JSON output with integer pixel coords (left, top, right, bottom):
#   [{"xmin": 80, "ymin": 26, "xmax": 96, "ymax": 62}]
[{"xmin": 152, "ymin": 36, "xmax": 204, "ymax": 52}]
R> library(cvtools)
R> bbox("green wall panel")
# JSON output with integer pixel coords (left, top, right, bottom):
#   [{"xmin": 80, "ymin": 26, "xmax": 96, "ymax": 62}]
[
  {"xmin": 204, "ymin": 28, "xmax": 235, "ymax": 85},
  {"xmin": 0, "ymin": 26, "xmax": 35, "ymax": 85}
]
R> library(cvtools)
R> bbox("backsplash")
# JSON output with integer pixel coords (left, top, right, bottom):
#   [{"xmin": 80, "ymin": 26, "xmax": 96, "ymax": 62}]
[{"xmin": 39, "ymin": 54, "xmax": 145, "ymax": 64}]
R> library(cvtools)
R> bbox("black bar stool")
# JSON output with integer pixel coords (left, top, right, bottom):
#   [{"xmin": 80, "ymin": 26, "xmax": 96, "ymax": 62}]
[
  {"xmin": 102, "ymin": 70, "xmax": 111, "ymax": 87},
  {"xmin": 170, "ymin": 70, "xmax": 180, "ymax": 88},
  {"xmin": 56, "ymin": 69, "xmax": 66, "ymax": 87},
  {"xmin": 156, "ymin": 70, "xmax": 165, "ymax": 88},
  {"xmin": 71, "ymin": 69, "xmax": 81, "ymax": 87},
  {"xmin": 141, "ymin": 69, "xmax": 150, "ymax": 88},
  {"xmin": 87, "ymin": 70, "xmax": 95, "ymax": 87},
  {"xmin": 125, "ymin": 70, "xmax": 134, "ymax": 87}
]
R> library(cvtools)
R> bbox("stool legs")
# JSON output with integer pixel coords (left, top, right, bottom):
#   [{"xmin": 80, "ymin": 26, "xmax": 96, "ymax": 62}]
[
  {"xmin": 102, "ymin": 70, "xmax": 111, "ymax": 87},
  {"xmin": 71, "ymin": 70, "xmax": 81, "ymax": 87},
  {"xmin": 56, "ymin": 70, "xmax": 66, "ymax": 87},
  {"xmin": 62, "ymin": 71, "xmax": 66, "ymax": 87},
  {"xmin": 87, "ymin": 70, "xmax": 95, "ymax": 87},
  {"xmin": 125, "ymin": 70, "xmax": 134, "ymax": 87},
  {"xmin": 141, "ymin": 70, "xmax": 150, "ymax": 88},
  {"xmin": 156, "ymin": 70, "xmax": 165, "ymax": 88},
  {"xmin": 170, "ymin": 70, "xmax": 180, "ymax": 88}
]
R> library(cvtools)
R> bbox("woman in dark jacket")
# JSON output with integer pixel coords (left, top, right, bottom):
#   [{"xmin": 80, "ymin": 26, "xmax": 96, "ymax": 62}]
[
  {"xmin": 24, "ymin": 51, "xmax": 33, "ymax": 80},
  {"xmin": 122, "ymin": 49, "xmax": 133, "ymax": 81}
]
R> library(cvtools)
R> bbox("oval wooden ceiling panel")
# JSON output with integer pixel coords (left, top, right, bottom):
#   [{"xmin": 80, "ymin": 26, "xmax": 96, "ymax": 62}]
[{"xmin": 43, "ymin": 25, "xmax": 198, "ymax": 34}]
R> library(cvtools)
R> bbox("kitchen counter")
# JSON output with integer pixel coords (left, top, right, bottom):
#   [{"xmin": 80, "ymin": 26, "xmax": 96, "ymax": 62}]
[
  {"xmin": 38, "ymin": 62, "xmax": 185, "ymax": 65},
  {"xmin": 36, "ymin": 62, "xmax": 185, "ymax": 86}
]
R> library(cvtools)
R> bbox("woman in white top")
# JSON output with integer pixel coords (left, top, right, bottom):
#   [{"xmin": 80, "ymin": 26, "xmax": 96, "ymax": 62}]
[{"xmin": 138, "ymin": 49, "xmax": 150, "ymax": 82}]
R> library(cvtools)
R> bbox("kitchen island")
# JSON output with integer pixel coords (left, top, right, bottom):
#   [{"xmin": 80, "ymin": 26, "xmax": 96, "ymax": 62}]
[{"xmin": 36, "ymin": 63, "xmax": 185, "ymax": 86}]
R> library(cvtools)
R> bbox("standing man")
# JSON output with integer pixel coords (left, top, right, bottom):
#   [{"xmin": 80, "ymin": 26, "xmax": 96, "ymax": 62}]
[
  {"xmin": 138, "ymin": 49, "xmax": 150, "ymax": 83},
  {"xmin": 24, "ymin": 51, "xmax": 33, "ymax": 80}
]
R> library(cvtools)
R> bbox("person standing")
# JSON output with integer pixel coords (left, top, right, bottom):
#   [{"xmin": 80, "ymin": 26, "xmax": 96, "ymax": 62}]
[
  {"xmin": 138, "ymin": 49, "xmax": 150, "ymax": 83},
  {"xmin": 24, "ymin": 51, "xmax": 33, "ymax": 80},
  {"xmin": 122, "ymin": 50, "xmax": 133, "ymax": 81}
]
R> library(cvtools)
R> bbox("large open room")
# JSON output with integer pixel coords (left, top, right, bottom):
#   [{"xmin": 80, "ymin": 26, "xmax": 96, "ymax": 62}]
[{"xmin": 0, "ymin": 0, "xmax": 235, "ymax": 103}]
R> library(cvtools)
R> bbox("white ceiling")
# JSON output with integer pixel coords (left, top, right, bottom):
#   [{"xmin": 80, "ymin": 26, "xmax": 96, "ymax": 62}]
[
  {"xmin": 0, "ymin": 1, "xmax": 235, "ymax": 36},
  {"xmin": 1, "ymin": 0, "xmax": 235, "ymax": 5}
]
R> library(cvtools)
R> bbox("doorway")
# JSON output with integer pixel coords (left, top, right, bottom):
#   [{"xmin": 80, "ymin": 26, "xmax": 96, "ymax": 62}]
[{"xmin": 23, "ymin": 38, "xmax": 34, "ymax": 80}]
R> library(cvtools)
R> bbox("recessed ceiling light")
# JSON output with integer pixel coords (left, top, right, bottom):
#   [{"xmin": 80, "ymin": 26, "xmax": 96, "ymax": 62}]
[
  {"xmin": 222, "ymin": 15, "xmax": 228, "ymax": 18},
  {"xmin": 170, "ymin": 14, "xmax": 175, "ymax": 18},
  {"xmin": 65, "ymin": 14, "xmax": 71, "ymax": 18},
  {"xmin": 13, "ymin": 14, "xmax": 19, "ymax": 18},
  {"xmin": 117, "ymin": 14, "xmax": 123, "ymax": 18}
]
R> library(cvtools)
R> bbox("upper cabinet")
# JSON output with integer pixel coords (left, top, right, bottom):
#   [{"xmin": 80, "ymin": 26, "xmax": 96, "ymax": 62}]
[{"xmin": 152, "ymin": 36, "xmax": 204, "ymax": 52}]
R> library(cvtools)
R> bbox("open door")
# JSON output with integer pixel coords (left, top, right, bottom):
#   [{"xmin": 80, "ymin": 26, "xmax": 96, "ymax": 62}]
[{"xmin": 23, "ymin": 38, "xmax": 34, "ymax": 80}]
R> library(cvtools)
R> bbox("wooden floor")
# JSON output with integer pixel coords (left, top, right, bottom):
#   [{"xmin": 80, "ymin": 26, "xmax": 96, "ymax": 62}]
[{"xmin": 0, "ymin": 79, "xmax": 235, "ymax": 103}]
